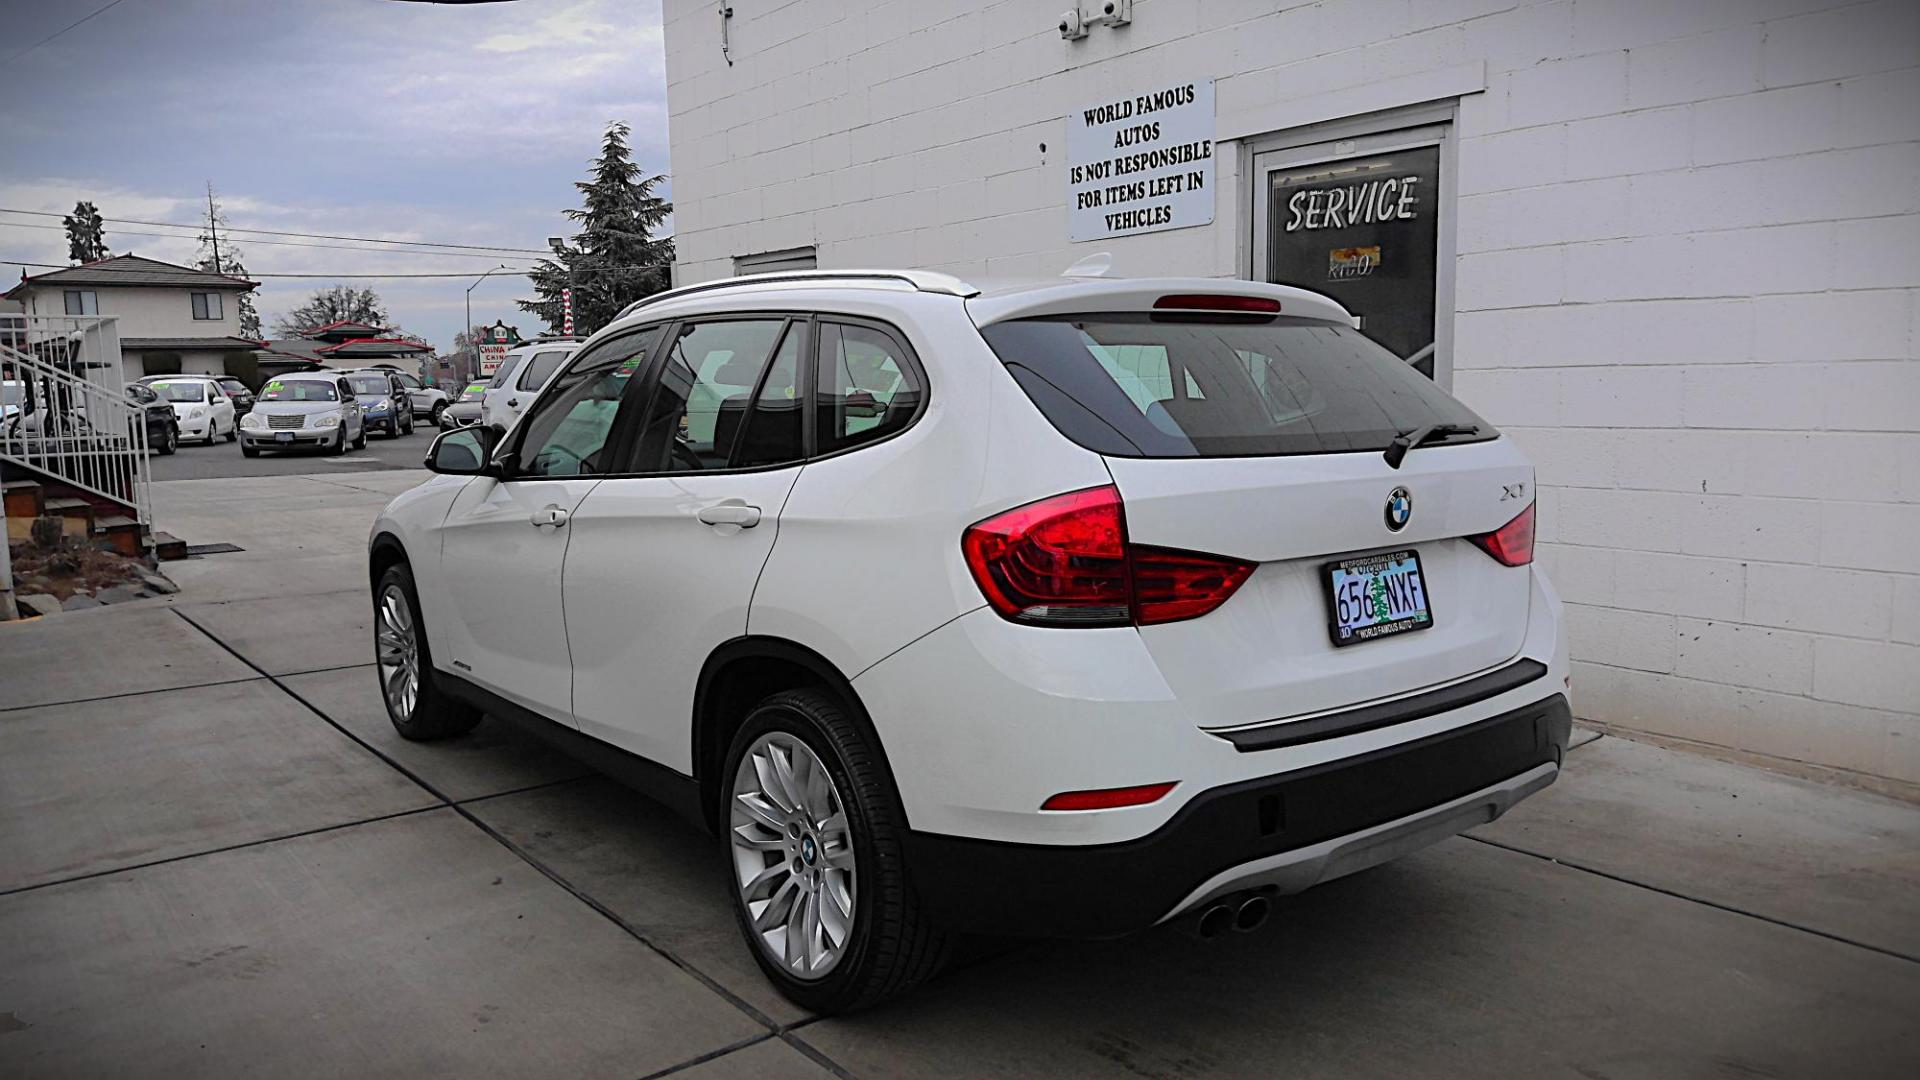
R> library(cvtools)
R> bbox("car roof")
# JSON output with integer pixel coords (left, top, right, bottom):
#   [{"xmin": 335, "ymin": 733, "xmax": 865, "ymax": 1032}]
[{"xmin": 602, "ymin": 266, "xmax": 1355, "ymax": 332}]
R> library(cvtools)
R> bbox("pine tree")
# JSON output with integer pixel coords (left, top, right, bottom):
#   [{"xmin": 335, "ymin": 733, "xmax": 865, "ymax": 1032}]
[
  {"xmin": 194, "ymin": 184, "xmax": 262, "ymax": 338},
  {"xmin": 519, "ymin": 122, "xmax": 673, "ymax": 336},
  {"xmin": 62, "ymin": 201, "xmax": 107, "ymax": 263}
]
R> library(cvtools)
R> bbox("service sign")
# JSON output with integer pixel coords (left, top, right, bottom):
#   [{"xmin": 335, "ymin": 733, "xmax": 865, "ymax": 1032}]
[{"xmin": 1067, "ymin": 80, "xmax": 1215, "ymax": 242}]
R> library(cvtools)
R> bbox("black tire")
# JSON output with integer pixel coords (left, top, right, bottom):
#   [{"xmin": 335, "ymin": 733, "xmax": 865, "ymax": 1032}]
[
  {"xmin": 158, "ymin": 425, "xmax": 178, "ymax": 456},
  {"xmin": 241, "ymin": 444, "xmax": 259, "ymax": 458},
  {"xmin": 327, "ymin": 429, "xmax": 347, "ymax": 455},
  {"xmin": 205, "ymin": 421, "xmax": 219, "ymax": 446},
  {"xmin": 374, "ymin": 562, "xmax": 480, "ymax": 740},
  {"xmin": 722, "ymin": 688, "xmax": 950, "ymax": 1013},
  {"xmin": 224, "ymin": 422, "xmax": 238, "ymax": 443},
  {"xmin": 431, "ymin": 402, "xmax": 448, "ymax": 429},
  {"xmin": 353, "ymin": 427, "xmax": 368, "ymax": 450}
]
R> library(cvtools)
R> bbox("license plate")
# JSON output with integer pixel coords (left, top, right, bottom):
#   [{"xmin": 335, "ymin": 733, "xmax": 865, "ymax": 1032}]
[
  {"xmin": 275, "ymin": 432, "xmax": 293, "ymax": 442},
  {"xmin": 1324, "ymin": 549, "xmax": 1433, "ymax": 647}
]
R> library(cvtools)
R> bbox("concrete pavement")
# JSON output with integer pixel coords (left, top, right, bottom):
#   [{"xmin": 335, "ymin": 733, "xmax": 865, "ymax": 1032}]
[{"xmin": 2, "ymin": 470, "xmax": 1917, "ymax": 1077}]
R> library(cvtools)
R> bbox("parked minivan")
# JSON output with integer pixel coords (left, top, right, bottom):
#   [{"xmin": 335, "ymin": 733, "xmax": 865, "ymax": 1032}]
[{"xmin": 368, "ymin": 269, "xmax": 1567, "ymax": 1012}]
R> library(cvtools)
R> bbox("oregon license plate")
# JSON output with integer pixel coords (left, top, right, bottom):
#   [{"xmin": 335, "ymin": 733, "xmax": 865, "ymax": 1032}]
[{"xmin": 1324, "ymin": 549, "xmax": 1433, "ymax": 647}]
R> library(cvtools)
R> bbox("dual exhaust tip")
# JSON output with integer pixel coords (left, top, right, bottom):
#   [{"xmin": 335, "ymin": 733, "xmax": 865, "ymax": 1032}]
[{"xmin": 1193, "ymin": 892, "xmax": 1272, "ymax": 939}]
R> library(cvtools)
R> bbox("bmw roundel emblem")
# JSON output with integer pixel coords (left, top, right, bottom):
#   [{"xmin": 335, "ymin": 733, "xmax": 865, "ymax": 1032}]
[{"xmin": 1385, "ymin": 486, "xmax": 1413, "ymax": 532}]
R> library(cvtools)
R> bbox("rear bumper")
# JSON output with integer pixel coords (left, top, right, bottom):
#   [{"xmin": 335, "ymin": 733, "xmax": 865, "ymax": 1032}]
[{"xmin": 902, "ymin": 693, "xmax": 1570, "ymax": 939}]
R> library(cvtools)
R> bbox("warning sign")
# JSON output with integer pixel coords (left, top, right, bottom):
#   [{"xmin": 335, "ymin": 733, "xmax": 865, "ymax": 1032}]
[{"xmin": 1067, "ymin": 80, "xmax": 1215, "ymax": 242}]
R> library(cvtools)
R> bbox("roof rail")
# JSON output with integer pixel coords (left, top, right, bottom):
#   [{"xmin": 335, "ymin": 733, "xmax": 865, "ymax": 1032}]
[{"xmin": 616, "ymin": 269, "xmax": 980, "ymax": 321}]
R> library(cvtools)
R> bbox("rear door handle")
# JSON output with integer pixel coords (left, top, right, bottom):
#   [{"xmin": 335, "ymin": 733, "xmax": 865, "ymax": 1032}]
[
  {"xmin": 696, "ymin": 503, "xmax": 762, "ymax": 528},
  {"xmin": 508, "ymin": 398, "xmax": 519, "ymax": 407},
  {"xmin": 530, "ymin": 504, "xmax": 569, "ymax": 529}
]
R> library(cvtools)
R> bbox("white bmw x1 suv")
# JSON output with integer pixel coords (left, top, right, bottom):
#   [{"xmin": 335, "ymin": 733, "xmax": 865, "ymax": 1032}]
[{"xmin": 369, "ymin": 268, "xmax": 1569, "ymax": 1012}]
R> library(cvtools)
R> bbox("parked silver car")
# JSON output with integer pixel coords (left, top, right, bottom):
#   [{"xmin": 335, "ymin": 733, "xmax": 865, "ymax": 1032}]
[{"xmin": 238, "ymin": 373, "xmax": 367, "ymax": 457}]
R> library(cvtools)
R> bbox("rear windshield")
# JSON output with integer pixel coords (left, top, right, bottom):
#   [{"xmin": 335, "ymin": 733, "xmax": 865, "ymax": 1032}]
[
  {"xmin": 979, "ymin": 314, "xmax": 1492, "ymax": 458},
  {"xmin": 151, "ymin": 380, "xmax": 206, "ymax": 403},
  {"xmin": 259, "ymin": 379, "xmax": 339, "ymax": 402}
]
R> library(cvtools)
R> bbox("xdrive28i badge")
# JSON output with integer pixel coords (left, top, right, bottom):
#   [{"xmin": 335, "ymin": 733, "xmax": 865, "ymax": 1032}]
[{"xmin": 1384, "ymin": 486, "xmax": 1413, "ymax": 531}]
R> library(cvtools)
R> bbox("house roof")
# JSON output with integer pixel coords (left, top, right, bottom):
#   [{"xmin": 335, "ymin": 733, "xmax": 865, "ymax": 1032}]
[
  {"xmin": 121, "ymin": 336, "xmax": 266, "ymax": 352},
  {"xmin": 314, "ymin": 337, "xmax": 432, "ymax": 355},
  {"xmin": 3, "ymin": 254, "xmax": 258, "ymax": 299},
  {"xmin": 298, "ymin": 319, "xmax": 393, "ymax": 341}
]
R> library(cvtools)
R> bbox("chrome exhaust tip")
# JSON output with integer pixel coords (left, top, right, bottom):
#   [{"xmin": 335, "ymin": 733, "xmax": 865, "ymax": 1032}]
[
  {"xmin": 1195, "ymin": 902, "xmax": 1236, "ymax": 940},
  {"xmin": 1232, "ymin": 894, "xmax": 1271, "ymax": 933}
]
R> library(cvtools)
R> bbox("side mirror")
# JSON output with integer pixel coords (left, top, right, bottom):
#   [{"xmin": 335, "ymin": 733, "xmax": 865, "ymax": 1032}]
[{"xmin": 425, "ymin": 425, "xmax": 499, "ymax": 475}]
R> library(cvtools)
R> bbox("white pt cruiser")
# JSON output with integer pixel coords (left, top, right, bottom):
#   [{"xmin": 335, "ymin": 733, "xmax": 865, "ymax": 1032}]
[{"xmin": 368, "ymin": 269, "xmax": 1569, "ymax": 1012}]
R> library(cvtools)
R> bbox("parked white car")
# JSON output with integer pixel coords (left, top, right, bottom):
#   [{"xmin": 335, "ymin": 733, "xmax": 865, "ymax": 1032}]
[
  {"xmin": 367, "ymin": 269, "xmax": 1567, "ymax": 1012},
  {"xmin": 239, "ymin": 372, "xmax": 367, "ymax": 457},
  {"xmin": 480, "ymin": 340, "xmax": 580, "ymax": 431},
  {"xmin": 148, "ymin": 376, "xmax": 236, "ymax": 446}
]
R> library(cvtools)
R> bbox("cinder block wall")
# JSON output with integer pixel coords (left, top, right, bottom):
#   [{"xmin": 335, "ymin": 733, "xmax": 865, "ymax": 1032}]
[{"xmin": 663, "ymin": 0, "xmax": 1920, "ymax": 785}]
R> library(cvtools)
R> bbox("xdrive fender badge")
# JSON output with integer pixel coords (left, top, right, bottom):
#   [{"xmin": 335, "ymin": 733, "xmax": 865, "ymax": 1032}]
[{"xmin": 1385, "ymin": 486, "xmax": 1412, "ymax": 531}]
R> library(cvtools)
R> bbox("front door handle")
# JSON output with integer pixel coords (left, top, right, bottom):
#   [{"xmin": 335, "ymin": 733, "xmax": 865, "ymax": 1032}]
[
  {"xmin": 696, "ymin": 502, "xmax": 761, "ymax": 528},
  {"xmin": 530, "ymin": 504, "xmax": 569, "ymax": 529},
  {"xmin": 507, "ymin": 398, "xmax": 519, "ymax": 408}
]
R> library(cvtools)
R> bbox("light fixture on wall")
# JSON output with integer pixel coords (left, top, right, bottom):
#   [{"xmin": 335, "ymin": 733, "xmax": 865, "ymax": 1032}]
[{"xmin": 1062, "ymin": 0, "xmax": 1131, "ymax": 39}]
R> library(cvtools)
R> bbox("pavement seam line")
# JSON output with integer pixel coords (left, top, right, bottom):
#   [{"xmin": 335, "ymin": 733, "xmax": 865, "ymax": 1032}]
[
  {"xmin": 1463, "ymin": 833, "xmax": 1920, "ymax": 965},
  {"xmin": 0, "ymin": 805, "xmax": 442, "ymax": 899},
  {"xmin": 776, "ymin": 1030, "xmax": 860, "ymax": 1080},
  {"xmin": 169, "ymin": 607, "xmax": 815, "ymax": 1055},
  {"xmin": 631, "ymin": 1033, "xmax": 779, "ymax": 1080},
  {"xmin": 0, "ymin": 674, "xmax": 264, "ymax": 715}
]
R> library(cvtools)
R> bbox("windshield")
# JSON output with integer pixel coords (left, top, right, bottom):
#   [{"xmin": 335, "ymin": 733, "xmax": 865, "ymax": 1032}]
[
  {"xmin": 346, "ymin": 375, "xmax": 390, "ymax": 395},
  {"xmin": 258, "ymin": 379, "xmax": 340, "ymax": 402},
  {"xmin": 459, "ymin": 382, "xmax": 487, "ymax": 402},
  {"xmin": 979, "ymin": 314, "xmax": 1492, "ymax": 458},
  {"xmin": 151, "ymin": 381, "xmax": 207, "ymax": 403}
]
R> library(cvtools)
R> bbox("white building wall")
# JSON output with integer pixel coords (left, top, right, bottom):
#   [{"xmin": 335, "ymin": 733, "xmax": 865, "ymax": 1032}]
[
  {"xmin": 663, "ymin": 0, "xmax": 1920, "ymax": 786},
  {"xmin": 19, "ymin": 283, "xmax": 244, "ymax": 339}
]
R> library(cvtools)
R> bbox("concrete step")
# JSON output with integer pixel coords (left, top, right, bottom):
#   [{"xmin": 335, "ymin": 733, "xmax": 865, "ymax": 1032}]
[{"xmin": 149, "ymin": 530, "xmax": 189, "ymax": 562}]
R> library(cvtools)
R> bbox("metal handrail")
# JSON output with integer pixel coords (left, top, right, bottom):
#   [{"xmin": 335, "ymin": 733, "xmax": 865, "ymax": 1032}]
[{"xmin": 0, "ymin": 315, "xmax": 150, "ymax": 533}]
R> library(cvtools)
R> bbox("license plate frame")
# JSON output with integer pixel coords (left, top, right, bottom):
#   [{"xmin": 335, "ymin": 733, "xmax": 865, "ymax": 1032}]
[
  {"xmin": 1322, "ymin": 548, "xmax": 1435, "ymax": 648},
  {"xmin": 275, "ymin": 431, "xmax": 293, "ymax": 443}
]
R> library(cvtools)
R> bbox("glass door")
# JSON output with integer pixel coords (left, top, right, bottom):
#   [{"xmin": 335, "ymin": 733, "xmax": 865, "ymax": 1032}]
[{"xmin": 1251, "ymin": 121, "xmax": 1453, "ymax": 383}]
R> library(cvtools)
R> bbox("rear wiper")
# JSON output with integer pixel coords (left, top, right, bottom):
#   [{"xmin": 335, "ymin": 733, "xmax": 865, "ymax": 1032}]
[{"xmin": 1383, "ymin": 423, "xmax": 1480, "ymax": 469}]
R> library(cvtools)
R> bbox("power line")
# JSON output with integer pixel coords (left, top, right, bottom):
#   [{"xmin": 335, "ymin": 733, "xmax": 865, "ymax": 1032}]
[
  {"xmin": 2, "ymin": 0, "xmax": 131, "ymax": 65},
  {"xmin": 0, "ymin": 207, "xmax": 560, "ymax": 256},
  {"xmin": 0, "ymin": 219, "xmax": 545, "ymax": 261},
  {"xmin": 0, "ymin": 257, "xmax": 672, "ymax": 280}
]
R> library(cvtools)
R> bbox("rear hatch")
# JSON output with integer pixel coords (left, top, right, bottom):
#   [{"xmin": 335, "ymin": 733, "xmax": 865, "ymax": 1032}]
[{"xmin": 977, "ymin": 305, "xmax": 1535, "ymax": 730}]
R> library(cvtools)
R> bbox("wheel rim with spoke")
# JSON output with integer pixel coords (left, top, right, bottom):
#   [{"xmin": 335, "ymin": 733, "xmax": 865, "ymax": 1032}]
[
  {"xmin": 730, "ymin": 731, "xmax": 857, "ymax": 980},
  {"xmin": 375, "ymin": 584, "xmax": 420, "ymax": 719}
]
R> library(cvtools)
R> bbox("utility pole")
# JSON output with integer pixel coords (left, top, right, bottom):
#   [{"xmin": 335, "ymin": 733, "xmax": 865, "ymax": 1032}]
[
  {"xmin": 465, "ymin": 264, "xmax": 510, "ymax": 383},
  {"xmin": 205, "ymin": 182, "xmax": 222, "ymax": 275}
]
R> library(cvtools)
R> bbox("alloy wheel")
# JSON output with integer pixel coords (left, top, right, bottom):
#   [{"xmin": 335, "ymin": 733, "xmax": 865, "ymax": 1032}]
[
  {"xmin": 730, "ymin": 731, "xmax": 857, "ymax": 979},
  {"xmin": 375, "ymin": 584, "xmax": 420, "ymax": 719}
]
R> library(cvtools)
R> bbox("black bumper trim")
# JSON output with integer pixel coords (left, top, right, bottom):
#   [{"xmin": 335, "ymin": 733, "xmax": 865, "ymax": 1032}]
[
  {"xmin": 1215, "ymin": 657, "xmax": 1550, "ymax": 752},
  {"xmin": 902, "ymin": 693, "xmax": 1570, "ymax": 940}
]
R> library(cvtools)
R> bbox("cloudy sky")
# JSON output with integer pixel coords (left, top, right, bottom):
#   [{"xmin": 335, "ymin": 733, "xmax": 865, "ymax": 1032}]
[{"xmin": 0, "ymin": 0, "xmax": 669, "ymax": 349}]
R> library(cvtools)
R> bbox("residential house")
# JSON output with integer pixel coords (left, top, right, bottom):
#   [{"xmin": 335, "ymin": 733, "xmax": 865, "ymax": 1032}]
[{"xmin": 4, "ymin": 254, "xmax": 263, "ymax": 382}]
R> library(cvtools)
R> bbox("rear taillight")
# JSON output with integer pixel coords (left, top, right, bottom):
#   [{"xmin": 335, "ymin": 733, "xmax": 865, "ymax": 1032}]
[
  {"xmin": 1468, "ymin": 502, "xmax": 1535, "ymax": 566},
  {"xmin": 1041, "ymin": 781, "xmax": 1177, "ymax": 811},
  {"xmin": 961, "ymin": 485, "xmax": 1255, "ymax": 627}
]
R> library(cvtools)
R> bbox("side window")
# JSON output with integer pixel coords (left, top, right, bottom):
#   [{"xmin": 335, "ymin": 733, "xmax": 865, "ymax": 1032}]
[
  {"xmin": 816, "ymin": 322, "xmax": 923, "ymax": 454},
  {"xmin": 631, "ymin": 319, "xmax": 787, "ymax": 472},
  {"xmin": 336, "ymin": 380, "xmax": 353, "ymax": 401},
  {"xmin": 487, "ymin": 355, "xmax": 521, "ymax": 389},
  {"xmin": 731, "ymin": 324, "xmax": 804, "ymax": 468},
  {"xmin": 517, "ymin": 349, "xmax": 569, "ymax": 392},
  {"xmin": 395, "ymin": 373, "xmax": 422, "ymax": 390},
  {"xmin": 515, "ymin": 329, "xmax": 659, "ymax": 478}
]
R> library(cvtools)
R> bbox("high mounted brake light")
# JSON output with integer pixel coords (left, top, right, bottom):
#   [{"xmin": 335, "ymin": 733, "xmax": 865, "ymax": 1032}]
[
  {"xmin": 1152, "ymin": 294, "xmax": 1282, "ymax": 313},
  {"xmin": 961, "ymin": 485, "xmax": 1255, "ymax": 627}
]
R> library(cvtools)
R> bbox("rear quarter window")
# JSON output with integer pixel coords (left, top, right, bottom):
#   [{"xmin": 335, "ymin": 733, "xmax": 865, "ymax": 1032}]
[{"xmin": 979, "ymin": 313, "xmax": 1492, "ymax": 458}]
